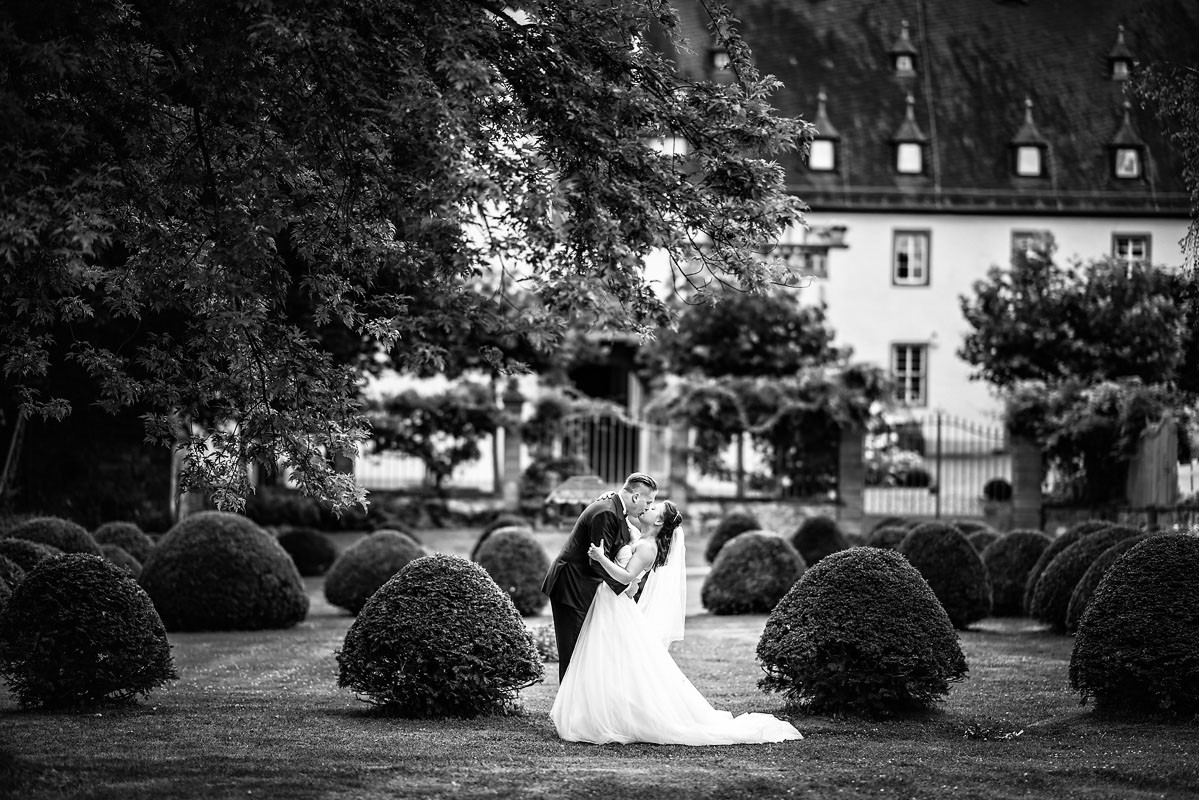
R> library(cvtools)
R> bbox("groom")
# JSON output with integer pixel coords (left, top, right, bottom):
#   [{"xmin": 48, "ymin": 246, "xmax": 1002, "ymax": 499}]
[{"xmin": 541, "ymin": 472, "xmax": 658, "ymax": 680}]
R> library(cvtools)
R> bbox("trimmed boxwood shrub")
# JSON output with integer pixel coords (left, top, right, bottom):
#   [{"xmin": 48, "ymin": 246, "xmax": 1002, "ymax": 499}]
[
  {"xmin": 704, "ymin": 510, "xmax": 761, "ymax": 564},
  {"xmin": 473, "ymin": 527, "xmax": 550, "ymax": 616},
  {"xmin": 337, "ymin": 554, "xmax": 541, "ymax": 717},
  {"xmin": 324, "ymin": 531, "xmax": 427, "ymax": 615},
  {"xmin": 701, "ymin": 531, "xmax": 805, "ymax": 615},
  {"xmin": 983, "ymin": 478, "xmax": 1013, "ymax": 502},
  {"xmin": 897, "ymin": 522, "xmax": 992, "ymax": 629},
  {"xmin": 757, "ymin": 547, "xmax": 968, "ymax": 718},
  {"xmin": 0, "ymin": 554, "xmax": 177, "ymax": 709},
  {"xmin": 870, "ymin": 516, "xmax": 909, "ymax": 533},
  {"xmin": 0, "ymin": 539, "xmax": 61, "ymax": 573},
  {"xmin": 5, "ymin": 516, "xmax": 102, "ymax": 556},
  {"xmin": 1064, "ymin": 533, "xmax": 1153, "ymax": 634},
  {"xmin": 866, "ymin": 526, "xmax": 909, "ymax": 550},
  {"xmin": 100, "ymin": 544, "xmax": 142, "ymax": 579},
  {"xmin": 1069, "ymin": 535, "xmax": 1199, "ymax": 717},
  {"xmin": 967, "ymin": 529, "xmax": 1002, "ymax": 553},
  {"xmin": 0, "ymin": 555, "xmax": 25, "ymax": 591},
  {"xmin": 953, "ymin": 520, "xmax": 994, "ymax": 536},
  {"xmin": 1022, "ymin": 520, "xmax": 1111, "ymax": 614},
  {"xmin": 277, "ymin": 527, "xmax": 338, "ymax": 576},
  {"xmin": 93, "ymin": 522, "xmax": 155, "ymax": 563},
  {"xmin": 790, "ymin": 515, "xmax": 849, "ymax": 567},
  {"xmin": 139, "ymin": 511, "xmax": 309, "ymax": 631},
  {"xmin": 1030, "ymin": 525, "xmax": 1143, "ymax": 633},
  {"xmin": 979, "ymin": 529, "xmax": 1051, "ymax": 616},
  {"xmin": 470, "ymin": 515, "xmax": 532, "ymax": 562}
]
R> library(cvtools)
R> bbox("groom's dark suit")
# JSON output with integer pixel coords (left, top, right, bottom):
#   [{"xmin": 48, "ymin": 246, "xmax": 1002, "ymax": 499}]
[{"xmin": 541, "ymin": 495, "xmax": 631, "ymax": 680}]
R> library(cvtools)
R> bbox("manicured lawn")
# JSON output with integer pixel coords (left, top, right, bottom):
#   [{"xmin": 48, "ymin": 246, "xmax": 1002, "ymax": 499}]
[{"xmin": 3, "ymin": 528, "xmax": 1197, "ymax": 799}]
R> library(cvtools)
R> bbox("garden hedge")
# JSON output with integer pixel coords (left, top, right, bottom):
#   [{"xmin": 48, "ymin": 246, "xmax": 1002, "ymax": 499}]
[
  {"xmin": 701, "ymin": 531, "xmax": 805, "ymax": 615},
  {"xmin": 1029, "ymin": 524, "xmax": 1143, "ymax": 633},
  {"xmin": 324, "ymin": 530, "xmax": 426, "ymax": 615},
  {"xmin": 0, "ymin": 539, "xmax": 61, "ymax": 573},
  {"xmin": 967, "ymin": 529, "xmax": 1002, "ymax": 553},
  {"xmin": 1069, "ymin": 535, "xmax": 1199, "ymax": 717},
  {"xmin": 789, "ymin": 515, "xmax": 849, "ymax": 567},
  {"xmin": 897, "ymin": 522, "xmax": 992, "ymax": 629},
  {"xmin": 470, "ymin": 516, "xmax": 533, "ymax": 562},
  {"xmin": 337, "ymin": 554, "xmax": 541, "ymax": 717},
  {"xmin": 703, "ymin": 510, "xmax": 761, "ymax": 564},
  {"xmin": 865, "ymin": 525, "xmax": 909, "ymax": 550},
  {"xmin": 1022, "ymin": 520, "xmax": 1111, "ymax": 614},
  {"xmin": 953, "ymin": 520, "xmax": 994, "ymax": 537},
  {"xmin": 92, "ymin": 522, "xmax": 154, "ymax": 563},
  {"xmin": 757, "ymin": 547, "xmax": 968, "ymax": 718},
  {"xmin": 0, "ymin": 555, "xmax": 25, "ymax": 592},
  {"xmin": 0, "ymin": 554, "xmax": 176, "ymax": 709},
  {"xmin": 100, "ymin": 544, "xmax": 142, "ymax": 579},
  {"xmin": 4, "ymin": 516, "xmax": 102, "ymax": 556},
  {"xmin": 1064, "ymin": 533, "xmax": 1153, "ymax": 634},
  {"xmin": 473, "ymin": 527, "xmax": 550, "ymax": 616},
  {"xmin": 277, "ymin": 527, "xmax": 338, "ymax": 576},
  {"xmin": 979, "ymin": 529, "xmax": 1051, "ymax": 616},
  {"xmin": 139, "ymin": 511, "xmax": 309, "ymax": 631}
]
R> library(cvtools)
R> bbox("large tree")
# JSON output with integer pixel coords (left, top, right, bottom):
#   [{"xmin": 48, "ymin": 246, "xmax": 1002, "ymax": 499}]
[{"xmin": 0, "ymin": 0, "xmax": 810, "ymax": 510}]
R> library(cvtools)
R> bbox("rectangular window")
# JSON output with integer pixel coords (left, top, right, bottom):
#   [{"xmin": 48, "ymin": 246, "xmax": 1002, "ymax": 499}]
[
  {"xmin": 893, "ymin": 230, "xmax": 930, "ymax": 285},
  {"xmin": 892, "ymin": 344, "xmax": 928, "ymax": 407},
  {"xmin": 1015, "ymin": 145, "xmax": 1043, "ymax": 177},
  {"xmin": 1114, "ymin": 147, "xmax": 1142, "ymax": 179},
  {"xmin": 896, "ymin": 142, "xmax": 924, "ymax": 174},
  {"xmin": 808, "ymin": 139, "xmax": 836, "ymax": 171},
  {"xmin": 1113, "ymin": 233, "xmax": 1151, "ymax": 265},
  {"xmin": 1011, "ymin": 229, "xmax": 1052, "ymax": 260}
]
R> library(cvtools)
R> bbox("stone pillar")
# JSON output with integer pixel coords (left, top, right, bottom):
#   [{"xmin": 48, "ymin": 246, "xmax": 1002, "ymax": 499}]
[
  {"xmin": 668, "ymin": 421, "xmax": 690, "ymax": 513},
  {"xmin": 501, "ymin": 379, "xmax": 524, "ymax": 510},
  {"xmin": 837, "ymin": 424, "xmax": 866, "ymax": 536},
  {"xmin": 1010, "ymin": 435, "xmax": 1043, "ymax": 531}
]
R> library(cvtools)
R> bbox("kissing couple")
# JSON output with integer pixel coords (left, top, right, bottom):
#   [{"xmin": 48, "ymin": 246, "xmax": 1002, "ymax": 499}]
[{"xmin": 540, "ymin": 472, "xmax": 802, "ymax": 745}]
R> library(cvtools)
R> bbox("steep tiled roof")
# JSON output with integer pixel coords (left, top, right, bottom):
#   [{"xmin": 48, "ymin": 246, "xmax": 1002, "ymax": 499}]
[{"xmin": 668, "ymin": 0, "xmax": 1190, "ymax": 216}]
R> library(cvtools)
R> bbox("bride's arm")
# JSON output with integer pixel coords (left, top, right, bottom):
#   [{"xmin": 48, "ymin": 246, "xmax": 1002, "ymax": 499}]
[{"xmin": 587, "ymin": 541, "xmax": 657, "ymax": 585}]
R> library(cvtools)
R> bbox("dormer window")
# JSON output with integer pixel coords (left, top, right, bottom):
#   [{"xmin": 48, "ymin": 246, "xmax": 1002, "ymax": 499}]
[
  {"xmin": 807, "ymin": 90, "xmax": 841, "ymax": 172},
  {"xmin": 888, "ymin": 20, "xmax": 919, "ymax": 77},
  {"xmin": 891, "ymin": 94, "xmax": 928, "ymax": 175},
  {"xmin": 1107, "ymin": 25, "xmax": 1134, "ymax": 81},
  {"xmin": 1109, "ymin": 100, "xmax": 1145, "ymax": 181},
  {"xmin": 1009, "ymin": 97, "xmax": 1049, "ymax": 179}
]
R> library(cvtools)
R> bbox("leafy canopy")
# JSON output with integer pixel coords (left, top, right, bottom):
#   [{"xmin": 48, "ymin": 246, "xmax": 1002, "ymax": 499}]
[{"xmin": 0, "ymin": 0, "xmax": 810, "ymax": 510}]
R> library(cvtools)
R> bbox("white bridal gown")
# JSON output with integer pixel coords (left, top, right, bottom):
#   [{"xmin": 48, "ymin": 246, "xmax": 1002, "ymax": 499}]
[{"xmin": 550, "ymin": 542, "xmax": 802, "ymax": 746}]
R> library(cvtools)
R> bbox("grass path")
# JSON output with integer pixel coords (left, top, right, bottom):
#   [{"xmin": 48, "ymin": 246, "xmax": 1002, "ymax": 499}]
[{"xmin": 3, "ymin": 529, "xmax": 1198, "ymax": 799}]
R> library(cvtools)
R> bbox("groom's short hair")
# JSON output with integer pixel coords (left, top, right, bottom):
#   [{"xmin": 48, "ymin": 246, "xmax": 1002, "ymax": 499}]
[{"xmin": 622, "ymin": 472, "xmax": 658, "ymax": 493}]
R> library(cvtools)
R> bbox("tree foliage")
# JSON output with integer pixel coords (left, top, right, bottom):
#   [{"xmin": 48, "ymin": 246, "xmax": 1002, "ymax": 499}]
[{"xmin": 0, "ymin": 0, "xmax": 810, "ymax": 510}]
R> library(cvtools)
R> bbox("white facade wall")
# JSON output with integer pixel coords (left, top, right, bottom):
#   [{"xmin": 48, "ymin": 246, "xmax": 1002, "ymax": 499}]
[{"xmin": 785, "ymin": 212, "xmax": 1191, "ymax": 422}]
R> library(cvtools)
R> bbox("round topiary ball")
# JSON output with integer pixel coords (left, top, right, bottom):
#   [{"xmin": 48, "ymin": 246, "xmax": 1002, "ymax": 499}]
[
  {"xmin": 870, "ymin": 516, "xmax": 909, "ymax": 533},
  {"xmin": 1064, "ymin": 533, "xmax": 1154, "ymax": 634},
  {"xmin": 967, "ymin": 529, "xmax": 1002, "ymax": 553},
  {"xmin": 0, "ymin": 576, "xmax": 10, "ymax": 615},
  {"xmin": 1030, "ymin": 524, "xmax": 1143, "ymax": 633},
  {"xmin": 337, "ymin": 554, "xmax": 542, "ymax": 717},
  {"xmin": 790, "ymin": 515, "xmax": 849, "ymax": 567},
  {"xmin": 897, "ymin": 522, "xmax": 992, "ymax": 629},
  {"xmin": 979, "ymin": 529, "xmax": 1051, "ymax": 616},
  {"xmin": 0, "ymin": 539, "xmax": 61, "ymax": 573},
  {"xmin": 0, "ymin": 555, "xmax": 25, "ymax": 591},
  {"xmin": 324, "ymin": 531, "xmax": 427, "ymax": 615},
  {"xmin": 277, "ymin": 527, "xmax": 338, "ymax": 577},
  {"xmin": 5, "ymin": 516, "xmax": 102, "ymax": 556},
  {"xmin": 470, "ymin": 517, "xmax": 533, "ymax": 563},
  {"xmin": 93, "ymin": 522, "xmax": 155, "ymax": 563},
  {"xmin": 953, "ymin": 520, "xmax": 994, "ymax": 537},
  {"xmin": 1069, "ymin": 535, "xmax": 1199, "ymax": 717},
  {"xmin": 701, "ymin": 531, "xmax": 806, "ymax": 615},
  {"xmin": 139, "ymin": 511, "xmax": 309, "ymax": 631},
  {"xmin": 1023, "ymin": 520, "xmax": 1111, "ymax": 614},
  {"xmin": 474, "ymin": 527, "xmax": 550, "ymax": 617},
  {"xmin": 100, "ymin": 544, "xmax": 142, "ymax": 579},
  {"xmin": 704, "ymin": 510, "xmax": 761, "ymax": 564},
  {"xmin": 866, "ymin": 526, "xmax": 909, "ymax": 550},
  {"xmin": 757, "ymin": 547, "xmax": 968, "ymax": 718},
  {"xmin": 0, "ymin": 554, "xmax": 177, "ymax": 709}
]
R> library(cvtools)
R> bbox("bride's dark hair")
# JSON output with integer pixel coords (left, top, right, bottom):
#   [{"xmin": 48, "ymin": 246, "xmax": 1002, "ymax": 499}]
[{"xmin": 652, "ymin": 501, "xmax": 683, "ymax": 570}]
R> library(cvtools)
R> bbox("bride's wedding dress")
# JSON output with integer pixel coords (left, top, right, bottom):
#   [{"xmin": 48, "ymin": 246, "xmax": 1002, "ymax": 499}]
[{"xmin": 550, "ymin": 539, "xmax": 802, "ymax": 745}]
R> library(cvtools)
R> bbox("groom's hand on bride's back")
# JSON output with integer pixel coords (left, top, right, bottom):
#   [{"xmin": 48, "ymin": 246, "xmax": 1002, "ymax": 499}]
[{"xmin": 594, "ymin": 490, "xmax": 616, "ymax": 502}]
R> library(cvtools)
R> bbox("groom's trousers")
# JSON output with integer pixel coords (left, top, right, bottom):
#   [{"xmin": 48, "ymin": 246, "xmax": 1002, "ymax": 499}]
[{"xmin": 550, "ymin": 597, "xmax": 590, "ymax": 681}]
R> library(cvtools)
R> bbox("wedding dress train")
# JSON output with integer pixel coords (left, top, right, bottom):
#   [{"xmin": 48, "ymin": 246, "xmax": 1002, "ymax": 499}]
[{"xmin": 550, "ymin": 543, "xmax": 802, "ymax": 746}]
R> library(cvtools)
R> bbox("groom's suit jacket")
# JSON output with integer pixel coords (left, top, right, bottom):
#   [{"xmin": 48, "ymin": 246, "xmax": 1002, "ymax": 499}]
[{"xmin": 541, "ymin": 495, "xmax": 631, "ymax": 610}]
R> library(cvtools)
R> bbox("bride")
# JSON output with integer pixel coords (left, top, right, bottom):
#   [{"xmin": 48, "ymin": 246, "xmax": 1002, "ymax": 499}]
[{"xmin": 549, "ymin": 501, "xmax": 802, "ymax": 745}]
